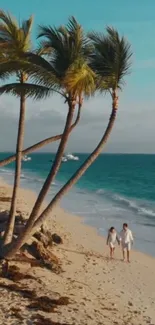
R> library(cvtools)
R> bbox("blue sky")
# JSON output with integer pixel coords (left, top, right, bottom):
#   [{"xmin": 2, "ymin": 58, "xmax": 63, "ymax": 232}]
[
  {"xmin": 1, "ymin": 0, "xmax": 155, "ymax": 96},
  {"xmin": 0, "ymin": 0, "xmax": 155, "ymax": 152}
]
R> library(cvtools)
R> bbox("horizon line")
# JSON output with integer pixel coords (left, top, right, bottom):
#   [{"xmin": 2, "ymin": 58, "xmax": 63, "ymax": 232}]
[{"xmin": 0, "ymin": 151, "xmax": 155, "ymax": 155}]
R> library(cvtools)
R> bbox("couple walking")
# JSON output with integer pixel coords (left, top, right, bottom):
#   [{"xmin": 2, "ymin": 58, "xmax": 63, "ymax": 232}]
[{"xmin": 106, "ymin": 223, "xmax": 134, "ymax": 262}]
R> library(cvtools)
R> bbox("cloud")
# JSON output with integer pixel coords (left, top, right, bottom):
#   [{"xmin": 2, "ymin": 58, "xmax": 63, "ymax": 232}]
[{"xmin": 0, "ymin": 91, "xmax": 155, "ymax": 154}]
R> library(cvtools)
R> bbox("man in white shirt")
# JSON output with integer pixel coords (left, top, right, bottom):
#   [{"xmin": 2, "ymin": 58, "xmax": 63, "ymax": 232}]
[{"xmin": 120, "ymin": 223, "xmax": 134, "ymax": 263}]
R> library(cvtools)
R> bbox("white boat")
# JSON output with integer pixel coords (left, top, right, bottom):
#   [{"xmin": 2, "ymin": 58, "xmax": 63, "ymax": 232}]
[
  {"xmin": 62, "ymin": 156, "xmax": 67, "ymax": 162},
  {"xmin": 22, "ymin": 155, "xmax": 31, "ymax": 162},
  {"xmin": 65, "ymin": 153, "xmax": 79, "ymax": 161}
]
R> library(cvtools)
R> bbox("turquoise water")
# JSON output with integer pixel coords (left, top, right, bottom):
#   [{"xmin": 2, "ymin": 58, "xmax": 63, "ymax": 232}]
[{"xmin": 0, "ymin": 153, "xmax": 155, "ymax": 256}]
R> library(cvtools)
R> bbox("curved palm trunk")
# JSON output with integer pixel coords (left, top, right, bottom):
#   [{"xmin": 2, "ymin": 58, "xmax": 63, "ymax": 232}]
[
  {"xmin": 4, "ymin": 98, "xmax": 118, "ymax": 259},
  {"xmin": 0, "ymin": 104, "xmax": 81, "ymax": 168},
  {"xmin": 3, "ymin": 93, "xmax": 26, "ymax": 245},
  {"xmin": 22, "ymin": 101, "xmax": 75, "ymax": 224}
]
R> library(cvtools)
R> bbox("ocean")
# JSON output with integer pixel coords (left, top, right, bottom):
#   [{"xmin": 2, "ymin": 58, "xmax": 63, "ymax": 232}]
[{"xmin": 0, "ymin": 152, "xmax": 155, "ymax": 257}]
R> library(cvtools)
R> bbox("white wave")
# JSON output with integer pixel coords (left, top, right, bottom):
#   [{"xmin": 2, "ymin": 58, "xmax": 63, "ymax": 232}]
[
  {"xmin": 113, "ymin": 194, "xmax": 155, "ymax": 217},
  {"xmin": 96, "ymin": 188, "xmax": 155, "ymax": 218},
  {"xmin": 0, "ymin": 168, "xmax": 14, "ymax": 175},
  {"xmin": 20, "ymin": 173, "xmax": 57, "ymax": 186},
  {"xmin": 113, "ymin": 194, "xmax": 137, "ymax": 208},
  {"xmin": 96, "ymin": 189, "xmax": 105, "ymax": 194},
  {"xmin": 138, "ymin": 207, "xmax": 155, "ymax": 217}
]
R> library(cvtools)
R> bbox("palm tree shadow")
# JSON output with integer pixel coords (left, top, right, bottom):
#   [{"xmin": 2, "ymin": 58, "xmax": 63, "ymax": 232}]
[{"xmin": 28, "ymin": 314, "xmax": 73, "ymax": 325}]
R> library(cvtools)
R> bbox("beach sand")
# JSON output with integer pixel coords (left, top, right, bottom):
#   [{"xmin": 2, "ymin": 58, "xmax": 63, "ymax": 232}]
[{"xmin": 0, "ymin": 179, "xmax": 155, "ymax": 325}]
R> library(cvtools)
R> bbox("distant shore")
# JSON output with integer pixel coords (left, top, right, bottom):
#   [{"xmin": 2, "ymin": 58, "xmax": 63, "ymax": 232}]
[{"xmin": 0, "ymin": 178, "xmax": 155, "ymax": 324}]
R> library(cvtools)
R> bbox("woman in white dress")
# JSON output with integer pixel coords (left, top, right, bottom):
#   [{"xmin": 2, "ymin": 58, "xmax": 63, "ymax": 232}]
[{"xmin": 106, "ymin": 227, "xmax": 120, "ymax": 259}]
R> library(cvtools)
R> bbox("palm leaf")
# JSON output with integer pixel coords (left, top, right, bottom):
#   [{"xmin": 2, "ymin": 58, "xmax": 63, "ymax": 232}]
[
  {"xmin": 36, "ymin": 40, "xmax": 53, "ymax": 56},
  {"xmin": 20, "ymin": 53, "xmax": 62, "ymax": 90},
  {"xmin": 21, "ymin": 15, "xmax": 33, "ymax": 37},
  {"xmin": 0, "ymin": 82, "xmax": 52, "ymax": 99},
  {"xmin": 89, "ymin": 27, "xmax": 132, "ymax": 90},
  {"xmin": 0, "ymin": 10, "xmax": 33, "ymax": 57},
  {"xmin": 0, "ymin": 60, "xmax": 21, "ymax": 79},
  {"xmin": 64, "ymin": 58, "xmax": 96, "ymax": 97},
  {"xmin": 37, "ymin": 16, "xmax": 94, "ymax": 99},
  {"xmin": 67, "ymin": 16, "xmax": 92, "ymax": 54}
]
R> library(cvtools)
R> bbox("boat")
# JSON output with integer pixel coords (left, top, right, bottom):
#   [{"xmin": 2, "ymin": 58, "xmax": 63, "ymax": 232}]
[
  {"xmin": 62, "ymin": 156, "xmax": 67, "ymax": 162},
  {"xmin": 61, "ymin": 153, "xmax": 79, "ymax": 163},
  {"xmin": 65, "ymin": 153, "xmax": 79, "ymax": 161},
  {"xmin": 22, "ymin": 155, "xmax": 31, "ymax": 162}
]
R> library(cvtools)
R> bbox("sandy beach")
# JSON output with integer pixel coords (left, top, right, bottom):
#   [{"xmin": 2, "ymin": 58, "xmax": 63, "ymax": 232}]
[{"xmin": 0, "ymin": 178, "xmax": 155, "ymax": 325}]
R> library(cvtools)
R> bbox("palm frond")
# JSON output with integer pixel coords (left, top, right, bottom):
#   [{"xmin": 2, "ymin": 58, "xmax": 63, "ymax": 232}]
[
  {"xmin": 0, "ymin": 10, "xmax": 33, "ymax": 57},
  {"xmin": 22, "ymin": 15, "xmax": 33, "ymax": 37},
  {"xmin": 64, "ymin": 58, "xmax": 96, "ymax": 97},
  {"xmin": 21, "ymin": 15, "xmax": 33, "ymax": 51},
  {"xmin": 20, "ymin": 52, "xmax": 61, "ymax": 88},
  {"xmin": 0, "ymin": 82, "xmax": 52, "ymax": 99},
  {"xmin": 38, "ymin": 25, "xmax": 63, "ymax": 49},
  {"xmin": 0, "ymin": 10, "xmax": 17, "ymax": 26},
  {"xmin": 36, "ymin": 40, "xmax": 53, "ymax": 56},
  {"xmin": 106, "ymin": 26, "xmax": 132, "ymax": 84},
  {"xmin": 89, "ymin": 27, "xmax": 132, "ymax": 90},
  {"xmin": 0, "ymin": 60, "xmax": 21, "ymax": 79},
  {"xmin": 23, "ymin": 52, "xmax": 55, "ymax": 74},
  {"xmin": 0, "ymin": 11, "xmax": 19, "ymax": 46},
  {"xmin": 67, "ymin": 16, "xmax": 92, "ymax": 57},
  {"xmin": 37, "ymin": 16, "xmax": 93, "ymax": 96}
]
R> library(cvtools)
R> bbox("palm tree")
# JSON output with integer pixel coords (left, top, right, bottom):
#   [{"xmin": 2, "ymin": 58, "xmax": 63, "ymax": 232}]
[
  {"xmin": 2, "ymin": 16, "xmax": 94, "ymax": 232},
  {"xmin": 0, "ymin": 102, "xmax": 82, "ymax": 168},
  {"xmin": 89, "ymin": 27, "xmax": 132, "ymax": 111},
  {"xmin": 3, "ymin": 27, "xmax": 132, "ymax": 258},
  {"xmin": 0, "ymin": 10, "xmax": 34, "ymax": 244}
]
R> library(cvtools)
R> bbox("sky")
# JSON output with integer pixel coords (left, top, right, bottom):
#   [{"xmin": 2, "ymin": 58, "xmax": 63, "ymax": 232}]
[{"xmin": 0, "ymin": 0, "xmax": 155, "ymax": 153}]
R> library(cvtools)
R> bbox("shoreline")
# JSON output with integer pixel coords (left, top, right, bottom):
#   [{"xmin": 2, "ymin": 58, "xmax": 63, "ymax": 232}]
[
  {"xmin": 0, "ymin": 178, "xmax": 155, "ymax": 324},
  {"xmin": 1, "ymin": 158, "xmax": 155, "ymax": 258},
  {"xmin": 1, "ymin": 175, "xmax": 154, "ymax": 261}
]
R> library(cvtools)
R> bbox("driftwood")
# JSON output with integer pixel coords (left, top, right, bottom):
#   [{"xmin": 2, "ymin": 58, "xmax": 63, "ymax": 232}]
[
  {"xmin": 0, "ymin": 211, "xmax": 63, "ymax": 244},
  {"xmin": 27, "ymin": 241, "xmax": 62, "ymax": 273},
  {"xmin": 33, "ymin": 231, "xmax": 53, "ymax": 248},
  {"xmin": 29, "ymin": 241, "xmax": 59, "ymax": 263}
]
